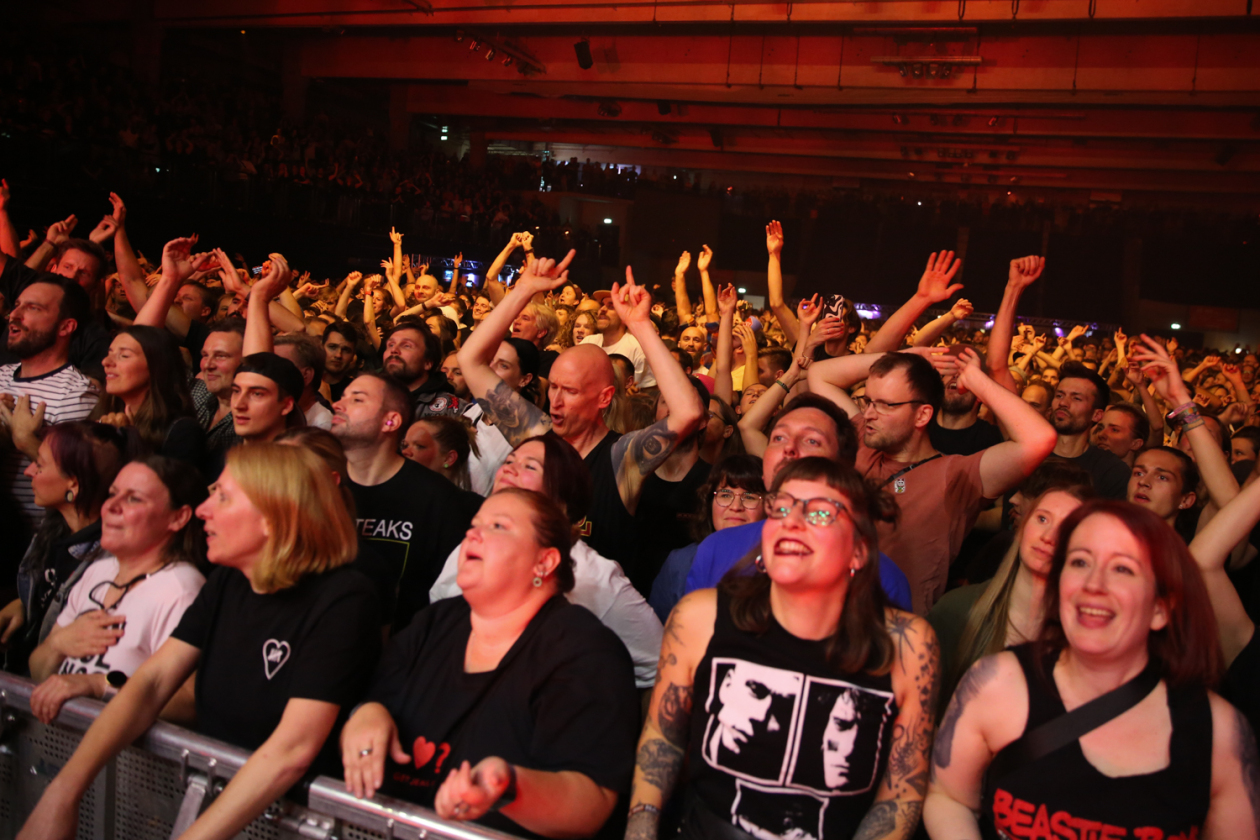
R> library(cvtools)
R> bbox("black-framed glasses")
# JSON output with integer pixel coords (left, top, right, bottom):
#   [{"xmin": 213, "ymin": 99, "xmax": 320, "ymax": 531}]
[
  {"xmin": 764, "ymin": 491, "xmax": 850, "ymax": 527},
  {"xmin": 714, "ymin": 489, "xmax": 763, "ymax": 510},
  {"xmin": 865, "ymin": 399, "xmax": 925, "ymax": 416}
]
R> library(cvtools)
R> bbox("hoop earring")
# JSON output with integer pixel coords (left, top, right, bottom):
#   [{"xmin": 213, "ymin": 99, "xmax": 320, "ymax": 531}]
[
  {"xmin": 754, "ymin": 554, "xmax": 765, "ymax": 573},
  {"xmin": 65, "ymin": 490, "xmax": 75, "ymax": 503},
  {"xmin": 532, "ymin": 576, "xmax": 543, "ymax": 588}
]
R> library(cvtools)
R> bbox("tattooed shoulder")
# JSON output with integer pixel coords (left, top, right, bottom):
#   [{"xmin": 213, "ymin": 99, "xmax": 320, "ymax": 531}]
[{"xmin": 933, "ymin": 654, "xmax": 1001, "ymax": 770}]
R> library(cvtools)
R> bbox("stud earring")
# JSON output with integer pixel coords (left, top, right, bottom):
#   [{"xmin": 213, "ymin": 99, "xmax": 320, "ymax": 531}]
[
  {"xmin": 532, "ymin": 576, "xmax": 543, "ymax": 588},
  {"xmin": 754, "ymin": 554, "xmax": 765, "ymax": 573},
  {"xmin": 65, "ymin": 490, "xmax": 75, "ymax": 503}
]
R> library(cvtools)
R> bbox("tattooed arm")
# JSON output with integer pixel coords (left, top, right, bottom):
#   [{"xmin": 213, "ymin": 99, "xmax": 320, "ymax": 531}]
[
  {"xmin": 922, "ymin": 652, "xmax": 1025, "ymax": 840},
  {"xmin": 1204, "ymin": 694, "xmax": 1260, "ymax": 840},
  {"xmin": 457, "ymin": 251, "xmax": 575, "ymax": 446},
  {"xmin": 852, "ymin": 611, "xmax": 940, "ymax": 840},
  {"xmin": 625, "ymin": 590, "xmax": 717, "ymax": 840},
  {"xmin": 610, "ymin": 267, "xmax": 706, "ymax": 516}
]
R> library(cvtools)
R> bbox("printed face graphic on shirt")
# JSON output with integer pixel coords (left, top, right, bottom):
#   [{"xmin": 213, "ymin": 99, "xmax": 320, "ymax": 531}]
[{"xmin": 703, "ymin": 659, "xmax": 896, "ymax": 840}]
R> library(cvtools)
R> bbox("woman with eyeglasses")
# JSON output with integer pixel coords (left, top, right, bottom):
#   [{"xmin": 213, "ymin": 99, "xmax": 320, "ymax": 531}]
[
  {"xmin": 627, "ymin": 456, "xmax": 939, "ymax": 840},
  {"xmin": 26, "ymin": 456, "xmax": 207, "ymax": 724},
  {"xmin": 648, "ymin": 454, "xmax": 766, "ymax": 622}
]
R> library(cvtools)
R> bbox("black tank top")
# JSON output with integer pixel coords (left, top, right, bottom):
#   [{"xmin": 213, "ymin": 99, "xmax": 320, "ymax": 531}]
[
  {"xmin": 981, "ymin": 644, "xmax": 1212, "ymax": 840},
  {"xmin": 580, "ymin": 430, "xmax": 645, "ymax": 586},
  {"xmin": 686, "ymin": 590, "xmax": 898, "ymax": 840}
]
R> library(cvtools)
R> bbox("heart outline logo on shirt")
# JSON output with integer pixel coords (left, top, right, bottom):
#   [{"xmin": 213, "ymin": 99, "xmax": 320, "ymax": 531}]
[{"xmin": 262, "ymin": 639, "xmax": 291, "ymax": 680}]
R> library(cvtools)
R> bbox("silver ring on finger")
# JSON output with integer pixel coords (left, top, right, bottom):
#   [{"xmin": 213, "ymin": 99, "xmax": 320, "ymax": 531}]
[{"xmin": 359, "ymin": 748, "xmax": 373, "ymax": 757}]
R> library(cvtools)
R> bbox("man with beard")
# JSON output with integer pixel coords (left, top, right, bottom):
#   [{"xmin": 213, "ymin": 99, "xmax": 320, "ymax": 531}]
[
  {"xmin": 678, "ymin": 325, "xmax": 709, "ymax": 370},
  {"xmin": 582, "ymin": 290, "xmax": 657, "ymax": 389},
  {"xmin": 928, "ymin": 358, "xmax": 1004, "ymax": 456},
  {"xmin": 1048, "ymin": 361, "xmax": 1130, "ymax": 499},
  {"xmin": 0, "ymin": 277, "xmax": 99, "ymax": 543},
  {"xmin": 331, "ymin": 372, "xmax": 475, "ymax": 627},
  {"xmin": 808, "ymin": 347, "xmax": 1057, "ymax": 613},
  {"xmin": 380, "ymin": 318, "xmax": 463, "ymax": 419}
]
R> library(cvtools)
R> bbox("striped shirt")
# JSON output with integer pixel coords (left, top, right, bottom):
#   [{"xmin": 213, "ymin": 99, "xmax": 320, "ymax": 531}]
[{"xmin": 0, "ymin": 363, "xmax": 99, "ymax": 529}]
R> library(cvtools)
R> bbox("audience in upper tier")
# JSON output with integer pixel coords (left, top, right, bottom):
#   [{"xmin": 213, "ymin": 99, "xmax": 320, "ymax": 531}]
[{"xmin": 7, "ymin": 169, "xmax": 1260, "ymax": 840}]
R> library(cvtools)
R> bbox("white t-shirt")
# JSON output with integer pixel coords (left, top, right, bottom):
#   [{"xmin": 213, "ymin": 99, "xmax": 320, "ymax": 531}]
[
  {"xmin": 305, "ymin": 400, "xmax": 334, "ymax": 430},
  {"xmin": 429, "ymin": 538, "xmax": 663, "ymax": 688},
  {"xmin": 0, "ymin": 363, "xmax": 99, "ymax": 528},
  {"xmin": 55, "ymin": 557, "xmax": 205, "ymax": 678},
  {"xmin": 581, "ymin": 332, "xmax": 657, "ymax": 389},
  {"xmin": 463, "ymin": 402, "xmax": 514, "ymax": 497}
]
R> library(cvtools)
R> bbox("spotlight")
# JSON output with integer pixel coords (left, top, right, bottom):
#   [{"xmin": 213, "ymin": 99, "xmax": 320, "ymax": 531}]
[
  {"xmin": 485, "ymin": 49, "xmax": 496, "ymax": 61},
  {"xmin": 928, "ymin": 63, "xmax": 939, "ymax": 78},
  {"xmin": 988, "ymin": 116, "xmax": 1000, "ymax": 127},
  {"xmin": 603, "ymin": 218, "xmax": 613, "ymax": 224},
  {"xmin": 469, "ymin": 40, "xmax": 480, "ymax": 51},
  {"xmin": 738, "ymin": 287, "xmax": 747, "ymax": 294},
  {"xmin": 898, "ymin": 64, "xmax": 908, "ymax": 77},
  {"xmin": 892, "ymin": 114, "xmax": 906, "ymax": 125},
  {"xmin": 912, "ymin": 63, "xmax": 923, "ymax": 78},
  {"xmin": 502, "ymin": 56, "xmax": 513, "ymax": 67},
  {"xmin": 574, "ymin": 39, "xmax": 594, "ymax": 70},
  {"xmin": 1171, "ymin": 322, "xmax": 1182, "ymax": 330},
  {"xmin": 941, "ymin": 65, "xmax": 953, "ymax": 78},
  {"xmin": 907, "ymin": 171, "xmax": 916, "ymax": 178}
]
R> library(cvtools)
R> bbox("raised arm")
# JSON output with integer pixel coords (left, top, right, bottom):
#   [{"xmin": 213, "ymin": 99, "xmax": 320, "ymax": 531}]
[
  {"xmin": 867, "ymin": 251, "xmax": 964, "ymax": 355},
  {"xmin": 806, "ymin": 351, "xmax": 887, "ymax": 418},
  {"xmin": 334, "ymin": 271, "xmax": 363, "ymax": 320},
  {"xmin": 0, "ymin": 179, "xmax": 19, "ymax": 258},
  {"xmin": 914, "ymin": 298, "xmax": 973, "ymax": 348},
  {"xmin": 362, "ymin": 275, "xmax": 382, "ymax": 350},
  {"xmin": 765, "ymin": 220, "xmax": 799, "ymax": 346},
  {"xmin": 696, "ymin": 245, "xmax": 718, "ymax": 324},
  {"xmin": 625, "ymin": 591, "xmax": 715, "ymax": 840},
  {"xmin": 672, "ymin": 251, "xmax": 693, "ymax": 326},
  {"xmin": 740, "ymin": 296, "xmax": 821, "ymax": 456},
  {"xmin": 456, "ymin": 252, "xmax": 575, "ymax": 447},
  {"xmin": 243, "ymin": 254, "xmax": 293, "ymax": 356},
  {"xmin": 611, "ymin": 267, "xmax": 706, "ymax": 515},
  {"xmin": 134, "ymin": 235, "xmax": 202, "ymax": 333},
  {"xmin": 712, "ymin": 285, "xmax": 737, "ymax": 405},
  {"xmin": 483, "ymin": 233, "xmax": 524, "ymax": 305},
  {"xmin": 953, "ymin": 348, "xmax": 1058, "ymax": 499},
  {"xmin": 1132, "ymin": 334, "xmax": 1239, "ymax": 513},
  {"xmin": 986, "ymin": 256, "xmax": 1045, "ymax": 393}
]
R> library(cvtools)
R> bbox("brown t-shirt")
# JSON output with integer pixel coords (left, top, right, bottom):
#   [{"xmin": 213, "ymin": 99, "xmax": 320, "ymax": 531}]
[{"xmin": 853, "ymin": 415, "xmax": 987, "ymax": 614}]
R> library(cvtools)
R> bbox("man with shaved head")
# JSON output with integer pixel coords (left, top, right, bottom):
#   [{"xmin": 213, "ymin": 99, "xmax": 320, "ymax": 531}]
[{"xmin": 458, "ymin": 253, "xmax": 705, "ymax": 593}]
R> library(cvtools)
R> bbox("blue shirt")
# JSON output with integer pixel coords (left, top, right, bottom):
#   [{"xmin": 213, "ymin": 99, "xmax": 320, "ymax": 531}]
[{"xmin": 682, "ymin": 519, "xmax": 913, "ymax": 612}]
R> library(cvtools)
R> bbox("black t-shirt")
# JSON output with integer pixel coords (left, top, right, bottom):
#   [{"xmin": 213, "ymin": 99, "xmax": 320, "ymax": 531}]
[
  {"xmin": 367, "ymin": 596, "xmax": 639, "ymax": 839},
  {"xmin": 1224, "ymin": 628, "xmax": 1260, "ymax": 734},
  {"xmin": 634, "ymin": 457, "xmax": 712, "ymax": 595},
  {"xmin": 183, "ymin": 319, "xmax": 210, "ymax": 367},
  {"xmin": 929, "ymin": 417, "xmax": 1005, "ymax": 457},
  {"xmin": 348, "ymin": 459, "xmax": 478, "ymax": 628},
  {"xmin": 1053, "ymin": 445, "xmax": 1131, "ymax": 500},
  {"xmin": 538, "ymin": 348, "xmax": 558, "ymax": 380},
  {"xmin": 171, "ymin": 565, "xmax": 381, "ymax": 776},
  {"xmin": 581, "ymin": 431, "xmax": 646, "ymax": 584},
  {"xmin": 327, "ymin": 376, "xmax": 351, "ymax": 404}
]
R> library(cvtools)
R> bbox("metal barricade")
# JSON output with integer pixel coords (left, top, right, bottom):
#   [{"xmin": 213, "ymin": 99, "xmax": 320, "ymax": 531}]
[{"xmin": 0, "ymin": 673, "xmax": 523, "ymax": 840}]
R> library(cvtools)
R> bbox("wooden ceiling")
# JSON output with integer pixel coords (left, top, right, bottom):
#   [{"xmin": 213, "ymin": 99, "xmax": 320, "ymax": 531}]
[{"xmin": 129, "ymin": 2, "xmax": 1260, "ymax": 196}]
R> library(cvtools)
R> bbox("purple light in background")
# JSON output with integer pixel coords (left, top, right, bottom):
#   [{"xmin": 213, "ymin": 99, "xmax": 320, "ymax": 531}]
[
  {"xmin": 1054, "ymin": 326, "xmax": 1065, "ymax": 338},
  {"xmin": 984, "ymin": 317, "xmax": 995, "ymax": 329}
]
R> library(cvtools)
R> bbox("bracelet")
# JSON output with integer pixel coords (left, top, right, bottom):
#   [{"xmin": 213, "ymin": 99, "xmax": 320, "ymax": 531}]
[
  {"xmin": 490, "ymin": 764, "xmax": 518, "ymax": 811},
  {"xmin": 774, "ymin": 379, "xmax": 791, "ymax": 393},
  {"xmin": 1177, "ymin": 408, "xmax": 1203, "ymax": 428},
  {"xmin": 628, "ymin": 804, "xmax": 662, "ymax": 819},
  {"xmin": 1167, "ymin": 401, "xmax": 1197, "ymax": 421}
]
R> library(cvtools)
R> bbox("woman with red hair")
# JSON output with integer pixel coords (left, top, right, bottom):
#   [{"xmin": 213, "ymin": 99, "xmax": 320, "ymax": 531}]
[{"xmin": 925, "ymin": 499, "xmax": 1259, "ymax": 839}]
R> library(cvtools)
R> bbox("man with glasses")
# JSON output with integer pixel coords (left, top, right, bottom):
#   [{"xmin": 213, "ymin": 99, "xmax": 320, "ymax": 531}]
[
  {"xmin": 682, "ymin": 394, "xmax": 912, "ymax": 611},
  {"xmin": 808, "ymin": 347, "xmax": 1057, "ymax": 613}
]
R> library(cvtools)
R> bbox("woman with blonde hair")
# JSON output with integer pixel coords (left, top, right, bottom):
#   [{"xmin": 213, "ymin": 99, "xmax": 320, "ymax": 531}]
[{"xmin": 17, "ymin": 443, "xmax": 382, "ymax": 840}]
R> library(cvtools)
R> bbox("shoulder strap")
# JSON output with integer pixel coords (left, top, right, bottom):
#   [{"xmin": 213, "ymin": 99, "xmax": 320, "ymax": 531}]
[
  {"xmin": 992, "ymin": 657, "xmax": 1161, "ymax": 779},
  {"xmin": 879, "ymin": 453, "xmax": 943, "ymax": 488}
]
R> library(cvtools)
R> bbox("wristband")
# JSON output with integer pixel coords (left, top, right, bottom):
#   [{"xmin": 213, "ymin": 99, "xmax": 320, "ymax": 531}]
[
  {"xmin": 1177, "ymin": 408, "xmax": 1203, "ymax": 428},
  {"xmin": 1182, "ymin": 418, "xmax": 1206, "ymax": 432},
  {"xmin": 1167, "ymin": 401, "xmax": 1197, "ymax": 421},
  {"xmin": 628, "ymin": 804, "xmax": 662, "ymax": 819},
  {"xmin": 490, "ymin": 764, "xmax": 518, "ymax": 811},
  {"xmin": 774, "ymin": 379, "xmax": 791, "ymax": 394}
]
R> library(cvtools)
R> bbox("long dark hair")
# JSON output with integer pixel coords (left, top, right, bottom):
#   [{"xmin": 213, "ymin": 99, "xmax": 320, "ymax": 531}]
[
  {"xmin": 516, "ymin": 432, "xmax": 592, "ymax": 526},
  {"xmin": 1034, "ymin": 499, "xmax": 1222, "ymax": 689},
  {"xmin": 98, "ymin": 326, "xmax": 195, "ymax": 451},
  {"xmin": 721, "ymin": 457, "xmax": 900, "ymax": 675},
  {"xmin": 43, "ymin": 422, "xmax": 128, "ymax": 521},
  {"xmin": 127, "ymin": 456, "xmax": 209, "ymax": 570}
]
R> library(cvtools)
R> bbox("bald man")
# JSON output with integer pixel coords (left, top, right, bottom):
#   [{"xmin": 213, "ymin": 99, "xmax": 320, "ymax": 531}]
[{"xmin": 458, "ymin": 253, "xmax": 705, "ymax": 593}]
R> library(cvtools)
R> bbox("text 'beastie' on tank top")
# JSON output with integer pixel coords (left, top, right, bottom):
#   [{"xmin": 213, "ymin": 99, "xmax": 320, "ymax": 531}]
[
  {"xmin": 686, "ymin": 590, "xmax": 898, "ymax": 840},
  {"xmin": 982, "ymin": 643, "xmax": 1212, "ymax": 840}
]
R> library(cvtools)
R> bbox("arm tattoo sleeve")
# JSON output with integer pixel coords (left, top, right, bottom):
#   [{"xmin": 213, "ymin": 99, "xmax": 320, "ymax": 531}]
[
  {"xmin": 613, "ymin": 418, "xmax": 681, "ymax": 508},
  {"xmin": 625, "ymin": 809, "xmax": 660, "ymax": 840},
  {"xmin": 852, "ymin": 801, "xmax": 898, "ymax": 840},
  {"xmin": 476, "ymin": 378, "xmax": 550, "ymax": 448},
  {"xmin": 636, "ymin": 739, "xmax": 684, "ymax": 790},
  {"xmin": 1234, "ymin": 706, "xmax": 1260, "ymax": 835},
  {"xmin": 658, "ymin": 682, "xmax": 694, "ymax": 747},
  {"xmin": 933, "ymin": 654, "xmax": 999, "ymax": 770}
]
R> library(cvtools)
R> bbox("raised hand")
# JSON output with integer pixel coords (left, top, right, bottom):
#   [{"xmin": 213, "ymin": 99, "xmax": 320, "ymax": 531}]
[
  {"xmin": 1166, "ymin": 336, "xmax": 1179, "ymax": 355},
  {"xmin": 1130, "ymin": 333, "xmax": 1191, "ymax": 406},
  {"xmin": 950, "ymin": 298, "xmax": 974, "ymax": 321},
  {"xmin": 1204, "ymin": 354, "xmax": 1222, "ymax": 370},
  {"xmin": 108, "ymin": 192, "xmax": 126, "ymax": 225},
  {"xmin": 610, "ymin": 266, "xmax": 653, "ymax": 327},
  {"xmin": 1031, "ymin": 333, "xmax": 1048, "ymax": 353},
  {"xmin": 452, "ymin": 252, "xmax": 463, "ymax": 270},
  {"xmin": 1114, "ymin": 328, "xmax": 1127, "ymax": 350},
  {"xmin": 296, "ymin": 280, "xmax": 329, "ymax": 299},
  {"xmin": 88, "ymin": 215, "xmax": 118, "ymax": 245},
  {"xmin": 766, "ymin": 220, "xmax": 784, "ymax": 257},
  {"xmin": 697, "ymin": 244, "xmax": 714, "ymax": 273},
  {"xmin": 1066, "ymin": 324, "xmax": 1087, "ymax": 343},
  {"xmin": 797, "ymin": 294, "xmax": 822, "ymax": 331},
  {"xmin": 388, "ymin": 226, "xmax": 403, "ymax": 245},
  {"xmin": 1123, "ymin": 360, "xmax": 1146, "ymax": 389},
  {"xmin": 160, "ymin": 235, "xmax": 200, "ymax": 281},
  {"xmin": 515, "ymin": 249, "xmax": 576, "ymax": 297},
  {"xmin": 45, "ymin": 214, "xmax": 78, "ymax": 246},
  {"xmin": 0, "ymin": 179, "xmax": 9, "ymax": 211},
  {"xmin": 345, "ymin": 271, "xmax": 363, "ymax": 289},
  {"xmin": 717, "ymin": 284, "xmax": 737, "ymax": 317},
  {"xmin": 806, "ymin": 316, "xmax": 847, "ymax": 352},
  {"xmin": 1007, "ymin": 255, "xmax": 1045, "ymax": 290},
  {"xmin": 917, "ymin": 251, "xmax": 964, "ymax": 303},
  {"xmin": 0, "ymin": 394, "xmax": 45, "ymax": 451},
  {"xmin": 252, "ymin": 253, "xmax": 293, "ymax": 303},
  {"xmin": 953, "ymin": 347, "xmax": 988, "ymax": 394},
  {"xmin": 674, "ymin": 250, "xmax": 691, "ymax": 277}
]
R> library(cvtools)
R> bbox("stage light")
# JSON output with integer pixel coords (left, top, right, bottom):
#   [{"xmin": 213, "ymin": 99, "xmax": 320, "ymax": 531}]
[
  {"xmin": 988, "ymin": 116, "xmax": 1000, "ymax": 127},
  {"xmin": 603, "ymin": 218, "xmax": 612, "ymax": 224},
  {"xmin": 912, "ymin": 63, "xmax": 923, "ymax": 78},
  {"xmin": 738, "ymin": 287, "xmax": 747, "ymax": 294},
  {"xmin": 455, "ymin": 31, "xmax": 465, "ymax": 42},
  {"xmin": 917, "ymin": 201, "xmax": 922, "ymax": 206},
  {"xmin": 574, "ymin": 39, "xmax": 594, "ymax": 69},
  {"xmin": 1171, "ymin": 323, "xmax": 1182, "ymax": 330},
  {"xmin": 485, "ymin": 49, "xmax": 496, "ymax": 60},
  {"xmin": 469, "ymin": 40, "xmax": 479, "ymax": 51},
  {"xmin": 503, "ymin": 56, "xmax": 513, "ymax": 67}
]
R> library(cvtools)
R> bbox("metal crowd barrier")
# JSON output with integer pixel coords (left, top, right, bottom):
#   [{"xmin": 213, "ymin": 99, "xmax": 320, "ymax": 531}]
[{"xmin": 0, "ymin": 672, "xmax": 522, "ymax": 840}]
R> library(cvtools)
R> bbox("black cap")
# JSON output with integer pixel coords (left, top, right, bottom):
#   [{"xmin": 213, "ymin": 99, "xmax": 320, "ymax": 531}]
[{"xmin": 236, "ymin": 352, "xmax": 305, "ymax": 404}]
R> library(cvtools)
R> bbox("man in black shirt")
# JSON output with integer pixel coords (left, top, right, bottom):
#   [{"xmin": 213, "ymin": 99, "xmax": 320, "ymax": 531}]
[
  {"xmin": 332, "ymin": 371, "xmax": 475, "ymax": 627},
  {"xmin": 929, "ymin": 364, "xmax": 1005, "ymax": 456},
  {"xmin": 1048, "ymin": 362, "xmax": 1131, "ymax": 499},
  {"xmin": 457, "ymin": 251, "xmax": 705, "ymax": 592},
  {"xmin": 321, "ymin": 321, "xmax": 360, "ymax": 403},
  {"xmin": 381, "ymin": 319, "xmax": 464, "ymax": 419}
]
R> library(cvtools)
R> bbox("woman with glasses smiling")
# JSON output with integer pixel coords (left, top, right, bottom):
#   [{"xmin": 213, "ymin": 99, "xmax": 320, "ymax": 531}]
[
  {"xmin": 627, "ymin": 456, "xmax": 940, "ymax": 840},
  {"xmin": 27, "ymin": 456, "xmax": 207, "ymax": 724}
]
